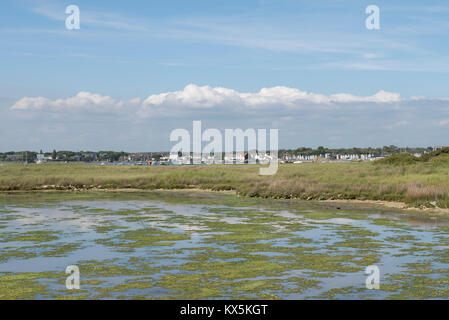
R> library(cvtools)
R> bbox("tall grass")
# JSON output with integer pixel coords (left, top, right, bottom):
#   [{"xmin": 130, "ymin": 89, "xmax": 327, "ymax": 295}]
[{"xmin": 1, "ymin": 161, "xmax": 449, "ymax": 207}]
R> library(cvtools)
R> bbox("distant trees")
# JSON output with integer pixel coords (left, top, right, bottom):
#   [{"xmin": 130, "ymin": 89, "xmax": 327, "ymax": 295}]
[
  {"xmin": 0, "ymin": 150, "xmax": 133, "ymax": 162},
  {"xmin": 0, "ymin": 146, "xmax": 438, "ymax": 163},
  {"xmin": 316, "ymin": 146, "xmax": 326, "ymax": 155},
  {"xmin": 100, "ymin": 151, "xmax": 127, "ymax": 162},
  {"xmin": 280, "ymin": 145, "xmax": 430, "ymax": 157},
  {"xmin": 56, "ymin": 151, "xmax": 76, "ymax": 160},
  {"xmin": 0, "ymin": 151, "xmax": 37, "ymax": 162}
]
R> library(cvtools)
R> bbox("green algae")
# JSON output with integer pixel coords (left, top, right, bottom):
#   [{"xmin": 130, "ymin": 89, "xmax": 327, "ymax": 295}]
[
  {"xmin": 94, "ymin": 225, "xmax": 128, "ymax": 233},
  {"xmin": 41, "ymin": 242, "xmax": 85, "ymax": 257},
  {"xmin": 97, "ymin": 279, "xmax": 155, "ymax": 293},
  {"xmin": 152, "ymin": 273, "xmax": 318, "ymax": 299},
  {"xmin": 317, "ymin": 286, "xmax": 364, "ymax": 299},
  {"xmin": 77, "ymin": 259, "xmax": 160, "ymax": 278},
  {"xmin": 1, "ymin": 230, "xmax": 61, "ymax": 243},
  {"xmin": 0, "ymin": 241, "xmax": 84, "ymax": 263},
  {"xmin": 0, "ymin": 247, "xmax": 39, "ymax": 263},
  {"xmin": 0, "ymin": 272, "xmax": 60, "ymax": 299},
  {"xmin": 384, "ymin": 274, "xmax": 449, "ymax": 299},
  {"xmin": 385, "ymin": 234, "xmax": 419, "ymax": 242},
  {"xmin": 0, "ymin": 190, "xmax": 448, "ymax": 299},
  {"xmin": 97, "ymin": 227, "xmax": 191, "ymax": 249}
]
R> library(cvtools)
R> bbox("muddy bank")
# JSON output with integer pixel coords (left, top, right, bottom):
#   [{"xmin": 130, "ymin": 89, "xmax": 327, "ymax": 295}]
[{"xmin": 2, "ymin": 187, "xmax": 449, "ymax": 216}]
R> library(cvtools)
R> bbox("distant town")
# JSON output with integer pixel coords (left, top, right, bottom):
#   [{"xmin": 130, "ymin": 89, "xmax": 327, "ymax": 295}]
[{"xmin": 0, "ymin": 145, "xmax": 445, "ymax": 165}]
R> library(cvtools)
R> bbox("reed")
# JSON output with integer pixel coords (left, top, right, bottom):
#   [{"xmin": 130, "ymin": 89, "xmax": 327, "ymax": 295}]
[{"xmin": 1, "ymin": 161, "xmax": 449, "ymax": 207}]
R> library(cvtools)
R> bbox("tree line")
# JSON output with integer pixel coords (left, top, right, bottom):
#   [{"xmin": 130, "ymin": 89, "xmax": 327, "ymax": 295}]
[
  {"xmin": 279, "ymin": 145, "xmax": 434, "ymax": 157},
  {"xmin": 0, "ymin": 145, "xmax": 436, "ymax": 162}
]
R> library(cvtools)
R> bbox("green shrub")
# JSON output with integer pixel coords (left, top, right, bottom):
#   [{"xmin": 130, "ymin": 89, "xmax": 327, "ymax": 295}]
[{"xmin": 375, "ymin": 153, "xmax": 420, "ymax": 165}]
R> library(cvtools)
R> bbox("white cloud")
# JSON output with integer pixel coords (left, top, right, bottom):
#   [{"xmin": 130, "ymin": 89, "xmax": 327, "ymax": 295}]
[
  {"xmin": 329, "ymin": 90, "xmax": 401, "ymax": 103},
  {"xmin": 138, "ymin": 84, "xmax": 401, "ymax": 116},
  {"xmin": 143, "ymin": 84, "xmax": 241, "ymax": 108},
  {"xmin": 17, "ymin": 84, "xmax": 447, "ymax": 129},
  {"xmin": 5, "ymin": 84, "xmax": 449, "ymax": 151},
  {"xmin": 11, "ymin": 84, "xmax": 405, "ymax": 118},
  {"xmin": 11, "ymin": 92, "xmax": 141, "ymax": 113}
]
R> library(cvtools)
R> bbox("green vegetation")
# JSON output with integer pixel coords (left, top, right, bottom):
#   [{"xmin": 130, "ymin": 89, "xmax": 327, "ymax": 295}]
[
  {"xmin": 0, "ymin": 191, "xmax": 448, "ymax": 299},
  {"xmin": 375, "ymin": 153, "xmax": 421, "ymax": 165},
  {"xmin": 376, "ymin": 147, "xmax": 449, "ymax": 165},
  {"xmin": 280, "ymin": 145, "xmax": 432, "ymax": 158},
  {"xmin": 97, "ymin": 227, "xmax": 191, "ymax": 249},
  {"xmin": 0, "ymin": 150, "xmax": 130, "ymax": 162},
  {"xmin": 0, "ymin": 272, "xmax": 60, "ymax": 299},
  {"xmin": 2, "ymin": 153, "xmax": 449, "ymax": 208},
  {"xmin": 0, "ymin": 230, "xmax": 60, "ymax": 242}
]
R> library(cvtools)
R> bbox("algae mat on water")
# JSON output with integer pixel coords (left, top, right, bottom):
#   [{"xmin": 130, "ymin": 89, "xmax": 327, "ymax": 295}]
[{"xmin": 0, "ymin": 190, "xmax": 448, "ymax": 299}]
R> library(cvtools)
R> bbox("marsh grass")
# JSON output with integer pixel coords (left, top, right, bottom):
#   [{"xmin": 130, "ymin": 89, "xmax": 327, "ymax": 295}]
[{"xmin": 1, "ymin": 161, "xmax": 449, "ymax": 207}]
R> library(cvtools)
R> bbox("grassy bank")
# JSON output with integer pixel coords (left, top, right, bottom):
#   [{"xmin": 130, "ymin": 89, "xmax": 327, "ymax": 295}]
[{"xmin": 1, "ymin": 159, "xmax": 449, "ymax": 208}]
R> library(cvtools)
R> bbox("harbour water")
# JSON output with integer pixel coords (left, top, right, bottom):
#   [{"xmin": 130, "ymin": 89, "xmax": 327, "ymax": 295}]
[{"xmin": 0, "ymin": 191, "xmax": 448, "ymax": 299}]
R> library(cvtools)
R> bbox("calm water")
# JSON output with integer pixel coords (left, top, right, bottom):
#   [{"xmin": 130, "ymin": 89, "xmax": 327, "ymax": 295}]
[{"xmin": 0, "ymin": 191, "xmax": 448, "ymax": 299}]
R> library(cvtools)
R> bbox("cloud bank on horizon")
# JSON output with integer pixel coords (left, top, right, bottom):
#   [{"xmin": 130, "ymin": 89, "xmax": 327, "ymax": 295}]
[
  {"xmin": 10, "ymin": 83, "xmax": 404, "ymax": 115},
  {"xmin": 5, "ymin": 83, "xmax": 449, "ymax": 152}
]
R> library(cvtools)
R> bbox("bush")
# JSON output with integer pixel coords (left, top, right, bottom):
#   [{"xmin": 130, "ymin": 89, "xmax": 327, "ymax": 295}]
[
  {"xmin": 376, "ymin": 147, "xmax": 449, "ymax": 165},
  {"xmin": 420, "ymin": 147, "xmax": 449, "ymax": 162},
  {"xmin": 375, "ymin": 153, "xmax": 420, "ymax": 165}
]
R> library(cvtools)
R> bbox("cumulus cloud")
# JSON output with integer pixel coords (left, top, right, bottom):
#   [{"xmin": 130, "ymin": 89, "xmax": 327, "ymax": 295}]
[
  {"xmin": 9, "ymin": 84, "xmax": 431, "ymax": 125},
  {"xmin": 6, "ymin": 84, "xmax": 449, "ymax": 150},
  {"xmin": 141, "ymin": 84, "xmax": 401, "ymax": 110},
  {"xmin": 329, "ymin": 90, "xmax": 401, "ymax": 103},
  {"xmin": 143, "ymin": 84, "xmax": 241, "ymax": 108},
  {"xmin": 11, "ymin": 92, "xmax": 141, "ymax": 113},
  {"xmin": 11, "ymin": 84, "xmax": 406, "ymax": 119}
]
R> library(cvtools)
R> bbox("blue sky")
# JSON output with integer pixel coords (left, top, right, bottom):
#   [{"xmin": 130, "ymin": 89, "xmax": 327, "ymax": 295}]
[{"xmin": 1, "ymin": 0, "xmax": 449, "ymax": 151}]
